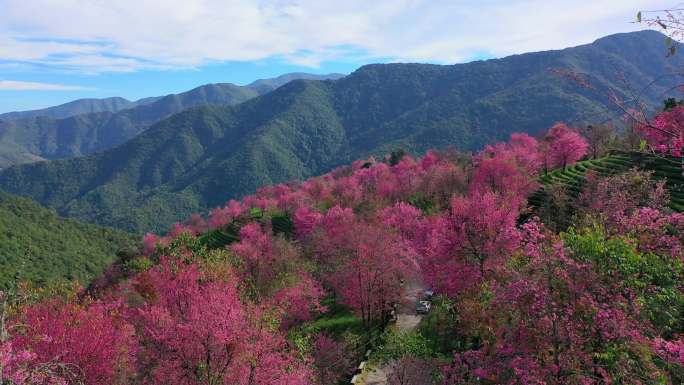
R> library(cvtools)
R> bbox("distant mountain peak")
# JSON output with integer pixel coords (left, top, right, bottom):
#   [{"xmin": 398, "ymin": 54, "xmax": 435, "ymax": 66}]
[
  {"xmin": 592, "ymin": 29, "xmax": 667, "ymax": 44},
  {"xmin": 0, "ymin": 96, "xmax": 139, "ymax": 121},
  {"xmin": 247, "ymin": 72, "xmax": 346, "ymax": 94}
]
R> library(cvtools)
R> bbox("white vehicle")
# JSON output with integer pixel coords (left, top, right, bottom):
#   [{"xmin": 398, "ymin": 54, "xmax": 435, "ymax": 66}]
[{"xmin": 416, "ymin": 300, "xmax": 431, "ymax": 314}]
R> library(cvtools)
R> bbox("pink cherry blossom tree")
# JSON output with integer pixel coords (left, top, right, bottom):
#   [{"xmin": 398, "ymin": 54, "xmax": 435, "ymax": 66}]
[
  {"xmin": 134, "ymin": 259, "xmax": 248, "ymax": 385},
  {"xmin": 332, "ymin": 224, "xmax": 418, "ymax": 332},
  {"xmin": 13, "ymin": 299, "xmax": 136, "ymax": 385},
  {"xmin": 449, "ymin": 191, "xmax": 521, "ymax": 279},
  {"xmin": 635, "ymin": 105, "xmax": 684, "ymax": 158},
  {"xmin": 543, "ymin": 123, "xmax": 589, "ymax": 170},
  {"xmin": 135, "ymin": 258, "xmax": 311, "ymax": 385},
  {"xmin": 312, "ymin": 334, "xmax": 355, "ymax": 385}
]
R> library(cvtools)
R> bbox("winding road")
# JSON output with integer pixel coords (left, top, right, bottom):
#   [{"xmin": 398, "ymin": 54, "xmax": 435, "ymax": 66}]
[{"xmin": 358, "ymin": 281, "xmax": 427, "ymax": 385}]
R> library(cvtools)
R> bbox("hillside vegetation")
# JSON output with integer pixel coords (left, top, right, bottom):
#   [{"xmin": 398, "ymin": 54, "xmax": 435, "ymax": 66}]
[
  {"xmin": 3, "ymin": 118, "xmax": 684, "ymax": 384},
  {"xmin": 0, "ymin": 193, "xmax": 136, "ymax": 289},
  {"xmin": 0, "ymin": 73, "xmax": 343, "ymax": 168}
]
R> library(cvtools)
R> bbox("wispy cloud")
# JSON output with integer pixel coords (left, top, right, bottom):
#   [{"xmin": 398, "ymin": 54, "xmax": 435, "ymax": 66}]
[
  {"xmin": 0, "ymin": 0, "xmax": 673, "ymax": 73},
  {"xmin": 0, "ymin": 80, "xmax": 94, "ymax": 91}
]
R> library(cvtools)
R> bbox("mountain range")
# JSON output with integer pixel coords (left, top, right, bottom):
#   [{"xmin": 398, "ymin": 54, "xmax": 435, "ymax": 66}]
[
  {"xmin": 0, "ymin": 96, "xmax": 159, "ymax": 122},
  {"xmin": 0, "ymin": 30, "xmax": 681, "ymax": 234},
  {"xmin": 0, "ymin": 73, "xmax": 344, "ymax": 168}
]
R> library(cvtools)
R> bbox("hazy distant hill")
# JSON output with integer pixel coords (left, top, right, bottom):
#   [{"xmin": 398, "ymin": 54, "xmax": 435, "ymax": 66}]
[
  {"xmin": 0, "ymin": 73, "xmax": 343, "ymax": 168},
  {"xmin": 0, "ymin": 96, "xmax": 154, "ymax": 121},
  {"xmin": 0, "ymin": 30, "xmax": 681, "ymax": 233},
  {"xmin": 246, "ymin": 72, "xmax": 345, "ymax": 94}
]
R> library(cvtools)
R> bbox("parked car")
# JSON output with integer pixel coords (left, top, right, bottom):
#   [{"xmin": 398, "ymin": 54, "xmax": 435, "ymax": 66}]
[{"xmin": 416, "ymin": 300, "xmax": 431, "ymax": 314}]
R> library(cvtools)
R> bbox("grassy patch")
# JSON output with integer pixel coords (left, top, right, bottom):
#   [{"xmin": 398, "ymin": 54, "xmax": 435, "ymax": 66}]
[{"xmin": 304, "ymin": 297, "xmax": 365, "ymax": 337}]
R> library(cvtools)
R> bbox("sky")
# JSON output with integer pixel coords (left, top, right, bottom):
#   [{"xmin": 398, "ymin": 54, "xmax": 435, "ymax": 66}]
[{"xmin": 0, "ymin": 0, "xmax": 672, "ymax": 113}]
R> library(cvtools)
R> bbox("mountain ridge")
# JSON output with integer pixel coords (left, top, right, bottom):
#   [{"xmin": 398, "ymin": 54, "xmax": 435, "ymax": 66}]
[
  {"xmin": 0, "ymin": 30, "xmax": 681, "ymax": 233},
  {"xmin": 0, "ymin": 96, "xmax": 147, "ymax": 121},
  {"xmin": 0, "ymin": 73, "xmax": 344, "ymax": 168}
]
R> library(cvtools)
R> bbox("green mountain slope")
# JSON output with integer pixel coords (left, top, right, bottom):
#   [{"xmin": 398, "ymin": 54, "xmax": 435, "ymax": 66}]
[
  {"xmin": 1, "ymin": 31, "xmax": 682, "ymax": 234},
  {"xmin": 0, "ymin": 73, "xmax": 343, "ymax": 168},
  {"xmin": 0, "ymin": 193, "xmax": 136, "ymax": 289}
]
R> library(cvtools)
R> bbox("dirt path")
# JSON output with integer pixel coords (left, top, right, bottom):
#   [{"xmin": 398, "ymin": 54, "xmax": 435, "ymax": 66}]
[{"xmin": 358, "ymin": 281, "xmax": 427, "ymax": 385}]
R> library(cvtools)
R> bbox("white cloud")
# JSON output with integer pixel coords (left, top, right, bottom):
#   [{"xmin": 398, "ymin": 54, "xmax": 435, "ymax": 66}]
[
  {"xmin": 0, "ymin": 0, "xmax": 674, "ymax": 73},
  {"xmin": 0, "ymin": 80, "xmax": 94, "ymax": 91}
]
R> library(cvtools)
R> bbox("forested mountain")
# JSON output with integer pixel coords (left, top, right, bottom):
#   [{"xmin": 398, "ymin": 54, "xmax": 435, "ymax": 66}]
[
  {"xmin": 0, "ymin": 96, "xmax": 154, "ymax": 122},
  {"xmin": 0, "ymin": 192, "xmax": 136, "ymax": 289},
  {"xmin": 1, "ymin": 30, "xmax": 682, "ymax": 233},
  {"xmin": 0, "ymin": 73, "xmax": 343, "ymax": 168}
]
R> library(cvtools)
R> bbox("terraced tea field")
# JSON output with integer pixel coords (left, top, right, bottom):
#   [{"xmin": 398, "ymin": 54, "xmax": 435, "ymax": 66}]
[
  {"xmin": 197, "ymin": 210, "xmax": 294, "ymax": 250},
  {"xmin": 529, "ymin": 151, "xmax": 684, "ymax": 212}
]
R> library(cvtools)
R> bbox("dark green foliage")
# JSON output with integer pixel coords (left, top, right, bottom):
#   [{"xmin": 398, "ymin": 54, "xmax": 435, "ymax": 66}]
[
  {"xmin": 563, "ymin": 227, "xmax": 684, "ymax": 338},
  {"xmin": 418, "ymin": 297, "xmax": 471, "ymax": 357},
  {"xmin": 0, "ymin": 192, "xmax": 136, "ymax": 289},
  {"xmin": 388, "ymin": 149, "xmax": 407, "ymax": 166},
  {"xmin": 2, "ymin": 31, "xmax": 683, "ymax": 233},
  {"xmin": 197, "ymin": 228, "xmax": 241, "ymax": 250},
  {"xmin": 408, "ymin": 193, "xmax": 435, "ymax": 214},
  {"xmin": 663, "ymin": 97, "xmax": 684, "ymax": 111},
  {"xmin": 271, "ymin": 212, "xmax": 294, "ymax": 237}
]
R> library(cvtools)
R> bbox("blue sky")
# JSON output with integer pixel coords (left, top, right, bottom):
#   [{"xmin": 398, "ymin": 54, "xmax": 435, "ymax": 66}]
[
  {"xmin": 0, "ymin": 57, "xmax": 370, "ymax": 112},
  {"xmin": 0, "ymin": 0, "xmax": 672, "ymax": 113}
]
